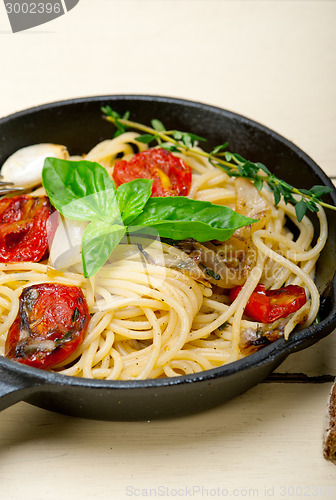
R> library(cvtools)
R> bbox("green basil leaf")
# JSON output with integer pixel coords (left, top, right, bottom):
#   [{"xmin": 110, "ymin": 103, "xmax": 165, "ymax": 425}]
[
  {"xmin": 82, "ymin": 222, "xmax": 126, "ymax": 278},
  {"xmin": 60, "ymin": 188, "xmax": 119, "ymax": 222},
  {"xmin": 130, "ymin": 197, "xmax": 256, "ymax": 242},
  {"xmin": 116, "ymin": 179, "xmax": 153, "ymax": 225},
  {"xmin": 43, "ymin": 158, "xmax": 118, "ymax": 222}
]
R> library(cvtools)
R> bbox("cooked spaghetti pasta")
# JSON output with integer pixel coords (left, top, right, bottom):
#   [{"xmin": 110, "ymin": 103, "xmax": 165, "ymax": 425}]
[{"xmin": 0, "ymin": 133, "xmax": 327, "ymax": 379}]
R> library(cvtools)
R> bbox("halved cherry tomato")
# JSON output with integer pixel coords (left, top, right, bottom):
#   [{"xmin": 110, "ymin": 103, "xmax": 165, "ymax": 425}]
[
  {"xmin": 229, "ymin": 284, "xmax": 306, "ymax": 323},
  {"xmin": 112, "ymin": 148, "xmax": 192, "ymax": 197},
  {"xmin": 266, "ymin": 286, "xmax": 307, "ymax": 322},
  {"xmin": 5, "ymin": 283, "xmax": 90, "ymax": 369},
  {"xmin": 0, "ymin": 195, "xmax": 55, "ymax": 262}
]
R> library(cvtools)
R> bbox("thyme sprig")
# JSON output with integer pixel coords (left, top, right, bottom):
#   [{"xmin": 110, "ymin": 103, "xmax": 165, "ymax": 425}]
[{"xmin": 101, "ymin": 106, "xmax": 335, "ymax": 222}]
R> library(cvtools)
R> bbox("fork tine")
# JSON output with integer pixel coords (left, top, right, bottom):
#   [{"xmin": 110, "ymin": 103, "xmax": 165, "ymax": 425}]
[
  {"xmin": 0, "ymin": 181, "xmax": 14, "ymax": 187},
  {"xmin": 0, "ymin": 187, "xmax": 25, "ymax": 195}
]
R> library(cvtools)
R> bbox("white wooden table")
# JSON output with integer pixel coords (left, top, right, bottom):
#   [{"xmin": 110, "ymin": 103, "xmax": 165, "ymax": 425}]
[{"xmin": 0, "ymin": 1, "xmax": 335, "ymax": 498}]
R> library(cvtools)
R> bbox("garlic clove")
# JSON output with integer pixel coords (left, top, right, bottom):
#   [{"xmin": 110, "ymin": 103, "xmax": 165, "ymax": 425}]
[{"xmin": 1, "ymin": 143, "xmax": 69, "ymax": 189}]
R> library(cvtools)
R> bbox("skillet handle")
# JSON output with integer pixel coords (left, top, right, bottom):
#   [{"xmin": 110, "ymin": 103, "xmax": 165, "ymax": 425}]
[{"xmin": 0, "ymin": 359, "xmax": 42, "ymax": 411}]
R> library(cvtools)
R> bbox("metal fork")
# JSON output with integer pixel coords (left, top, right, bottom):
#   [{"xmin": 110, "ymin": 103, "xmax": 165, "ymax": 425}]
[{"xmin": 0, "ymin": 179, "xmax": 25, "ymax": 196}]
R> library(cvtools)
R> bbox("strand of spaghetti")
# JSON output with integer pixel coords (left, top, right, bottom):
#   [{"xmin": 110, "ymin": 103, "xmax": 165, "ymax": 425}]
[
  {"xmin": 187, "ymin": 268, "xmax": 267, "ymax": 343},
  {"xmin": 166, "ymin": 360, "xmax": 198, "ymax": 375},
  {"xmin": 92, "ymin": 297, "xmax": 170, "ymax": 314},
  {"xmin": 195, "ymin": 186, "xmax": 236, "ymax": 201},
  {"xmin": 163, "ymin": 364, "xmax": 187, "ymax": 377},
  {"xmin": 11, "ymin": 278, "xmax": 84, "ymax": 300},
  {"xmin": 110, "ymin": 320, "xmax": 161, "ymax": 340},
  {"xmin": 192, "ymin": 312, "xmax": 220, "ymax": 326},
  {"xmin": 156, "ymin": 307, "xmax": 191, "ymax": 366},
  {"xmin": 85, "ymin": 132, "xmax": 147, "ymax": 163},
  {"xmin": 289, "ymin": 258, "xmax": 318, "ymax": 286},
  {"xmin": 113, "ymin": 306, "xmax": 151, "ymax": 319},
  {"xmin": 0, "ymin": 272, "xmax": 49, "ymax": 285},
  {"xmin": 112, "ymin": 314, "xmax": 168, "ymax": 331},
  {"xmin": 0, "ymin": 294, "xmax": 11, "ymax": 309},
  {"xmin": 81, "ymin": 312, "xmax": 114, "ymax": 352},
  {"xmin": 93, "ymin": 329, "xmax": 115, "ymax": 366},
  {"xmin": 95, "ymin": 286, "xmax": 190, "ymax": 369},
  {"xmin": 205, "ymin": 171, "xmax": 233, "ymax": 187},
  {"xmin": 57, "ymin": 311, "xmax": 114, "ymax": 369},
  {"xmin": 173, "ymin": 350, "xmax": 214, "ymax": 371},
  {"xmin": 165, "ymin": 276, "xmax": 203, "ymax": 312},
  {"xmin": 159, "ymin": 308, "xmax": 179, "ymax": 346},
  {"xmin": 229, "ymin": 252, "xmax": 265, "ymax": 360},
  {"xmin": 81, "ymin": 337, "xmax": 100, "ymax": 378},
  {"xmin": 189, "ymin": 170, "xmax": 218, "ymax": 197},
  {"xmin": 258, "ymin": 208, "xmax": 327, "ymax": 262},
  {"xmin": 0, "ymin": 262, "xmax": 49, "ymax": 272},
  {"xmin": 105, "ymin": 348, "xmax": 123, "ymax": 380},
  {"xmin": 84, "ymin": 276, "xmax": 96, "ymax": 309},
  {"xmin": 253, "ymin": 230, "xmax": 319, "ymax": 325},
  {"xmin": 283, "ymin": 301, "xmax": 311, "ymax": 340},
  {"xmin": 191, "ymin": 338, "xmax": 231, "ymax": 349},
  {"xmin": 136, "ymin": 307, "xmax": 162, "ymax": 379},
  {"xmin": 182, "ymin": 347, "xmax": 231, "ymax": 362},
  {"xmin": 79, "ymin": 313, "xmax": 115, "ymax": 378},
  {"xmin": 0, "ymin": 286, "xmax": 19, "ymax": 337}
]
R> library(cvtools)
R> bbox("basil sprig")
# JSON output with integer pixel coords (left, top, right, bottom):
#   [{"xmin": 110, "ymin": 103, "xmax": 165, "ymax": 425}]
[{"xmin": 42, "ymin": 158, "xmax": 256, "ymax": 278}]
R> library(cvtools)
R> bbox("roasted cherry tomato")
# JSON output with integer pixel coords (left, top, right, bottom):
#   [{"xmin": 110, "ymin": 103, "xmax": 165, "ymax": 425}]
[
  {"xmin": 5, "ymin": 283, "xmax": 90, "ymax": 369},
  {"xmin": 229, "ymin": 284, "xmax": 306, "ymax": 323},
  {"xmin": 0, "ymin": 195, "xmax": 55, "ymax": 262},
  {"xmin": 266, "ymin": 285, "xmax": 307, "ymax": 322},
  {"xmin": 112, "ymin": 148, "xmax": 192, "ymax": 197}
]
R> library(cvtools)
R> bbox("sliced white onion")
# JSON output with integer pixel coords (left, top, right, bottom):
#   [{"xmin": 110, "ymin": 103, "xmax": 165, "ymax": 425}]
[
  {"xmin": 1, "ymin": 143, "xmax": 69, "ymax": 189},
  {"xmin": 49, "ymin": 216, "xmax": 88, "ymax": 271}
]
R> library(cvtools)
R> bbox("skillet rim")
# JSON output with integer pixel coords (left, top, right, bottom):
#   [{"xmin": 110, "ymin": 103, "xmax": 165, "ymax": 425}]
[{"xmin": 0, "ymin": 94, "xmax": 335, "ymax": 392}]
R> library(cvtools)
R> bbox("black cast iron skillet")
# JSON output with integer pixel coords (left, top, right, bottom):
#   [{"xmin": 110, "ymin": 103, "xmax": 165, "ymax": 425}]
[{"xmin": 0, "ymin": 95, "xmax": 335, "ymax": 421}]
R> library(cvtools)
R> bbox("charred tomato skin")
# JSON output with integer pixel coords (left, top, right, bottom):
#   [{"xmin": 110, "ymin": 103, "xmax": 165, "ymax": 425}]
[
  {"xmin": 0, "ymin": 195, "xmax": 56, "ymax": 262},
  {"xmin": 5, "ymin": 283, "xmax": 90, "ymax": 369},
  {"xmin": 112, "ymin": 148, "xmax": 192, "ymax": 197}
]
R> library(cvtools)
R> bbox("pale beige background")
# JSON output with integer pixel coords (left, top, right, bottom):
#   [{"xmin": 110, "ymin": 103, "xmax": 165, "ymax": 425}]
[{"xmin": 0, "ymin": 1, "xmax": 335, "ymax": 499}]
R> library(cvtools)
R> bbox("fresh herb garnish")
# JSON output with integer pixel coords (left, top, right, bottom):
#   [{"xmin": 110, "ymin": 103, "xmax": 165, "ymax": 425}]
[
  {"xmin": 72, "ymin": 307, "xmax": 79, "ymax": 322},
  {"xmin": 218, "ymin": 322, "xmax": 230, "ymax": 331},
  {"xmin": 102, "ymin": 106, "xmax": 335, "ymax": 222},
  {"xmin": 43, "ymin": 158, "xmax": 255, "ymax": 278},
  {"xmin": 202, "ymin": 266, "xmax": 221, "ymax": 281},
  {"xmin": 55, "ymin": 330, "xmax": 73, "ymax": 347}
]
